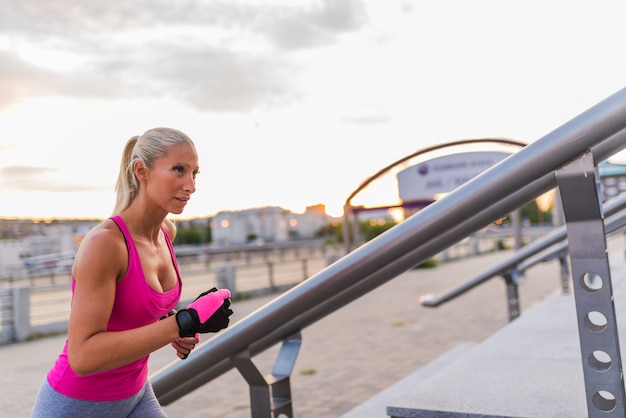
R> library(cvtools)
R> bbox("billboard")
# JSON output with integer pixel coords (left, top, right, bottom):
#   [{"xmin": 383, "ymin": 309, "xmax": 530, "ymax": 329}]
[{"xmin": 397, "ymin": 151, "xmax": 511, "ymax": 202}]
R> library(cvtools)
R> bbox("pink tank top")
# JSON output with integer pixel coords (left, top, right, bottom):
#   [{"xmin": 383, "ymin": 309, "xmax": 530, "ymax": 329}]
[{"xmin": 46, "ymin": 216, "xmax": 182, "ymax": 401}]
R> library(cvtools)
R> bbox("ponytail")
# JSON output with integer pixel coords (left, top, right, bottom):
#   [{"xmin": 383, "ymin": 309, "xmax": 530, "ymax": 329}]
[{"xmin": 112, "ymin": 136, "xmax": 140, "ymax": 215}]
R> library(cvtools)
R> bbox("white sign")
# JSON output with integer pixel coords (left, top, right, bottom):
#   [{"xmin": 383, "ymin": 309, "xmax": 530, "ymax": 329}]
[{"xmin": 397, "ymin": 151, "xmax": 511, "ymax": 201}]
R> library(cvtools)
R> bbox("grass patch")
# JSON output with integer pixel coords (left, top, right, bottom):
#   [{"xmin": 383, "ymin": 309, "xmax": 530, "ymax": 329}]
[{"xmin": 413, "ymin": 258, "xmax": 437, "ymax": 269}]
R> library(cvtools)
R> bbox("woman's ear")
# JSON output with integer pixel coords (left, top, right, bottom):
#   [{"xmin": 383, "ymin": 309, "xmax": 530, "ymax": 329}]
[{"xmin": 134, "ymin": 160, "xmax": 148, "ymax": 181}]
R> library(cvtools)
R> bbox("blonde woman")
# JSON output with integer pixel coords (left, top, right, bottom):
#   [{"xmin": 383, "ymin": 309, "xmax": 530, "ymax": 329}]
[{"xmin": 31, "ymin": 128, "xmax": 233, "ymax": 417}]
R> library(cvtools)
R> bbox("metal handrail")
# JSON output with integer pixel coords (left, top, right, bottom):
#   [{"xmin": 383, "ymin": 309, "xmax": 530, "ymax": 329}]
[
  {"xmin": 420, "ymin": 192, "xmax": 626, "ymax": 308},
  {"xmin": 517, "ymin": 210, "xmax": 626, "ymax": 274},
  {"xmin": 151, "ymin": 87, "xmax": 626, "ymax": 407}
]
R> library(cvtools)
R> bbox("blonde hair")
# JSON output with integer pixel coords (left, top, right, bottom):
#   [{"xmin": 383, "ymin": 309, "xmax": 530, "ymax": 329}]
[{"xmin": 113, "ymin": 127, "xmax": 196, "ymax": 214}]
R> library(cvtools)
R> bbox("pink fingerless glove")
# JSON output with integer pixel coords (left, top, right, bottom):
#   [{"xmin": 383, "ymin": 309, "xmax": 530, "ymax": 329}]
[
  {"xmin": 175, "ymin": 288, "xmax": 233, "ymax": 337},
  {"xmin": 188, "ymin": 289, "xmax": 231, "ymax": 322}
]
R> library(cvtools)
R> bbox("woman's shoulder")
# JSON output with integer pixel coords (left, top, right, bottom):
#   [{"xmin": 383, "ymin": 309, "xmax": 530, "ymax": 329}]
[
  {"xmin": 162, "ymin": 218, "xmax": 177, "ymax": 241},
  {"xmin": 73, "ymin": 219, "xmax": 127, "ymax": 281},
  {"xmin": 78, "ymin": 219, "xmax": 126, "ymax": 256}
]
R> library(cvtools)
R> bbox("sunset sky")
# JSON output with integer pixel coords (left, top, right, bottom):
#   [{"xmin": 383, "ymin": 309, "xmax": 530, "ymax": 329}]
[{"xmin": 1, "ymin": 0, "xmax": 626, "ymax": 220}]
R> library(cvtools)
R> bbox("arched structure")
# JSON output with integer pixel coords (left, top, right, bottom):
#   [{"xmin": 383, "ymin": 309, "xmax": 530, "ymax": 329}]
[{"xmin": 342, "ymin": 138, "xmax": 527, "ymax": 252}]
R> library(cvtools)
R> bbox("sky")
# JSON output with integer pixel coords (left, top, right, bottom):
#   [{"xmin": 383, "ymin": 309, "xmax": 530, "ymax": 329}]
[{"xmin": 1, "ymin": 0, "xmax": 626, "ymax": 220}]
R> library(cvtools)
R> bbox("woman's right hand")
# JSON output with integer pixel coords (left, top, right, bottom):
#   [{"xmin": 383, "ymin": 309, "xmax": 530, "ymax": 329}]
[{"xmin": 171, "ymin": 334, "xmax": 200, "ymax": 359}]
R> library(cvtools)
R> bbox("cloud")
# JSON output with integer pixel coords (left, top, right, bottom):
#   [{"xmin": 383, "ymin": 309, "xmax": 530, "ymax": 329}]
[
  {"xmin": 0, "ymin": 50, "xmax": 55, "ymax": 109},
  {"xmin": 0, "ymin": 0, "xmax": 368, "ymax": 46},
  {"xmin": 252, "ymin": 1, "xmax": 368, "ymax": 50},
  {"xmin": 0, "ymin": 165, "xmax": 106, "ymax": 192},
  {"xmin": 0, "ymin": 0, "xmax": 370, "ymax": 111}
]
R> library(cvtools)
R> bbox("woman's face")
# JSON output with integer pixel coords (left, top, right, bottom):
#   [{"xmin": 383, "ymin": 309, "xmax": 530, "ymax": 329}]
[{"xmin": 144, "ymin": 142, "xmax": 200, "ymax": 215}]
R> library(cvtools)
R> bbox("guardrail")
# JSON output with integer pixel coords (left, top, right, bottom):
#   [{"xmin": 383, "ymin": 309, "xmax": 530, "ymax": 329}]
[{"xmin": 0, "ymin": 241, "xmax": 345, "ymax": 345}]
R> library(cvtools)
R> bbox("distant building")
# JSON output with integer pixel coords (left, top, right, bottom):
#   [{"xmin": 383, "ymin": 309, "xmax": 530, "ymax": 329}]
[
  {"xmin": 0, "ymin": 220, "xmax": 99, "ymax": 275},
  {"xmin": 211, "ymin": 204, "xmax": 331, "ymax": 246},
  {"xmin": 0, "ymin": 240, "xmax": 28, "ymax": 275},
  {"xmin": 599, "ymin": 160, "xmax": 626, "ymax": 201}
]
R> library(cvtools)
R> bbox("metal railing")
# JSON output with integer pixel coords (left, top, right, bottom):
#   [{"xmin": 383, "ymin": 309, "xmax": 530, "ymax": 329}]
[
  {"xmin": 0, "ymin": 236, "xmax": 523, "ymax": 346},
  {"xmin": 421, "ymin": 192, "xmax": 626, "ymax": 320},
  {"xmin": 0, "ymin": 242, "xmax": 344, "ymax": 345},
  {"xmin": 151, "ymin": 87, "xmax": 626, "ymax": 417}
]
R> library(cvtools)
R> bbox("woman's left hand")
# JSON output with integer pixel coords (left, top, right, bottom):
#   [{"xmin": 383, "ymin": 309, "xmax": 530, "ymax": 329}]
[{"xmin": 171, "ymin": 334, "xmax": 200, "ymax": 359}]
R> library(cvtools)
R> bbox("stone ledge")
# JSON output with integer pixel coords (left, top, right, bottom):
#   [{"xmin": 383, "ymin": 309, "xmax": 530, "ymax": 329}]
[{"xmin": 387, "ymin": 264, "xmax": 626, "ymax": 417}]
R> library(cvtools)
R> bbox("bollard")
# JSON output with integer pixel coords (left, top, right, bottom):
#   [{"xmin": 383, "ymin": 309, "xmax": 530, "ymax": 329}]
[
  {"xmin": 215, "ymin": 265, "xmax": 237, "ymax": 300},
  {"xmin": 267, "ymin": 262, "xmax": 276, "ymax": 292},
  {"xmin": 12, "ymin": 286, "xmax": 31, "ymax": 342},
  {"xmin": 302, "ymin": 259, "xmax": 308, "ymax": 281}
]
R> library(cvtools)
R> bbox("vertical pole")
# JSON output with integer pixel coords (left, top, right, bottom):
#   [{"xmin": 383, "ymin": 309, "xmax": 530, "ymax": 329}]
[
  {"xmin": 510, "ymin": 208, "xmax": 523, "ymax": 250},
  {"xmin": 268, "ymin": 262, "xmax": 276, "ymax": 292},
  {"xmin": 216, "ymin": 265, "xmax": 237, "ymax": 300},
  {"xmin": 502, "ymin": 270, "xmax": 521, "ymax": 321},
  {"xmin": 557, "ymin": 151, "xmax": 626, "ymax": 417},
  {"xmin": 231, "ymin": 348, "xmax": 272, "ymax": 418},
  {"xmin": 352, "ymin": 212, "xmax": 360, "ymax": 251},
  {"xmin": 558, "ymin": 253, "xmax": 571, "ymax": 294},
  {"xmin": 343, "ymin": 205, "xmax": 352, "ymax": 254},
  {"xmin": 302, "ymin": 259, "xmax": 308, "ymax": 281}
]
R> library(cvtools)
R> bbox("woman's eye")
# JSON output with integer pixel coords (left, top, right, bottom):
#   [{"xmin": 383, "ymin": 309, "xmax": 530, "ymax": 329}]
[{"xmin": 174, "ymin": 166, "xmax": 184, "ymax": 174}]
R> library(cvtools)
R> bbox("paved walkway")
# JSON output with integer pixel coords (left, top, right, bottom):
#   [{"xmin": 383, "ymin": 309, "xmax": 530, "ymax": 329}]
[{"xmin": 0, "ymin": 248, "xmax": 581, "ymax": 417}]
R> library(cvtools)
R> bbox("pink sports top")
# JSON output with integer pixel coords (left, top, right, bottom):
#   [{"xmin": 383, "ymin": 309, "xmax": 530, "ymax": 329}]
[{"xmin": 46, "ymin": 216, "xmax": 182, "ymax": 401}]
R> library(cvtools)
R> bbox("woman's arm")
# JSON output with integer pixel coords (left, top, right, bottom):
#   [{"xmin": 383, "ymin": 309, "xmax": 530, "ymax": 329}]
[{"xmin": 67, "ymin": 221, "xmax": 181, "ymax": 376}]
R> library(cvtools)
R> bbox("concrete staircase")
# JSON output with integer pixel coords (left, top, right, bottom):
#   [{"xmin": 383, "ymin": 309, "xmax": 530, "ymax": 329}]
[{"xmin": 342, "ymin": 248, "xmax": 626, "ymax": 418}]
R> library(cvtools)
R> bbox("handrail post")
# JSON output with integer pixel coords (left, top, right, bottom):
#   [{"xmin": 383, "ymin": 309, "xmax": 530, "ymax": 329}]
[
  {"xmin": 502, "ymin": 269, "xmax": 521, "ymax": 321},
  {"xmin": 557, "ymin": 151, "xmax": 626, "ymax": 417},
  {"xmin": 558, "ymin": 252, "xmax": 571, "ymax": 294},
  {"xmin": 230, "ymin": 332, "xmax": 302, "ymax": 417},
  {"xmin": 231, "ymin": 348, "xmax": 272, "ymax": 418}
]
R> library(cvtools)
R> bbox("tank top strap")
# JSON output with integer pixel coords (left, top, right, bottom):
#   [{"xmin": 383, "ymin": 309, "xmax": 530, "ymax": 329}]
[
  {"xmin": 110, "ymin": 216, "xmax": 181, "ymax": 288},
  {"xmin": 110, "ymin": 216, "xmax": 139, "ymax": 261}
]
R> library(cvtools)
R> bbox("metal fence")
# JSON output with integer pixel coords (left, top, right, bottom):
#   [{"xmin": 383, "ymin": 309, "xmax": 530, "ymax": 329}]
[
  {"xmin": 0, "ymin": 231, "xmax": 546, "ymax": 346},
  {"xmin": 0, "ymin": 241, "xmax": 346, "ymax": 345}
]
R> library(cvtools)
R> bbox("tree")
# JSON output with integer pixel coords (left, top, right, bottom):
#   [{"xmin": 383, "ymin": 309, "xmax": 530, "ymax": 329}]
[
  {"xmin": 316, "ymin": 222, "xmax": 343, "ymax": 243},
  {"xmin": 361, "ymin": 219, "xmax": 397, "ymax": 242},
  {"xmin": 173, "ymin": 227, "xmax": 205, "ymax": 245}
]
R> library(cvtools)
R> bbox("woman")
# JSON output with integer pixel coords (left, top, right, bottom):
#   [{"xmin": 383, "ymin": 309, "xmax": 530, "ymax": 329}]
[{"xmin": 30, "ymin": 127, "xmax": 233, "ymax": 417}]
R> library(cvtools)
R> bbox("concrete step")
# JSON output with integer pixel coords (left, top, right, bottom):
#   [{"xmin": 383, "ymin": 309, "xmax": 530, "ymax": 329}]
[
  {"xmin": 348, "ymin": 248, "xmax": 626, "ymax": 418},
  {"xmin": 387, "ymin": 290, "xmax": 588, "ymax": 417},
  {"xmin": 340, "ymin": 343, "xmax": 477, "ymax": 418}
]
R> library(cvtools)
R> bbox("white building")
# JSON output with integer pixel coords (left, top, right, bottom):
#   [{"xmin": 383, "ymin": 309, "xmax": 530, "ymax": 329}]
[
  {"xmin": 0, "ymin": 221, "xmax": 98, "ymax": 275},
  {"xmin": 0, "ymin": 240, "xmax": 28, "ymax": 276},
  {"xmin": 211, "ymin": 204, "xmax": 331, "ymax": 246}
]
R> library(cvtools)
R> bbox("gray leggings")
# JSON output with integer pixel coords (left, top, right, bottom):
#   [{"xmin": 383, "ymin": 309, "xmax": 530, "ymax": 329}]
[{"xmin": 30, "ymin": 378, "xmax": 167, "ymax": 417}]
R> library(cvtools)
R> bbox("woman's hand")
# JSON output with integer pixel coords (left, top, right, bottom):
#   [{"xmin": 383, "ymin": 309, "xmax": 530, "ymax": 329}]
[{"xmin": 171, "ymin": 334, "xmax": 200, "ymax": 359}]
